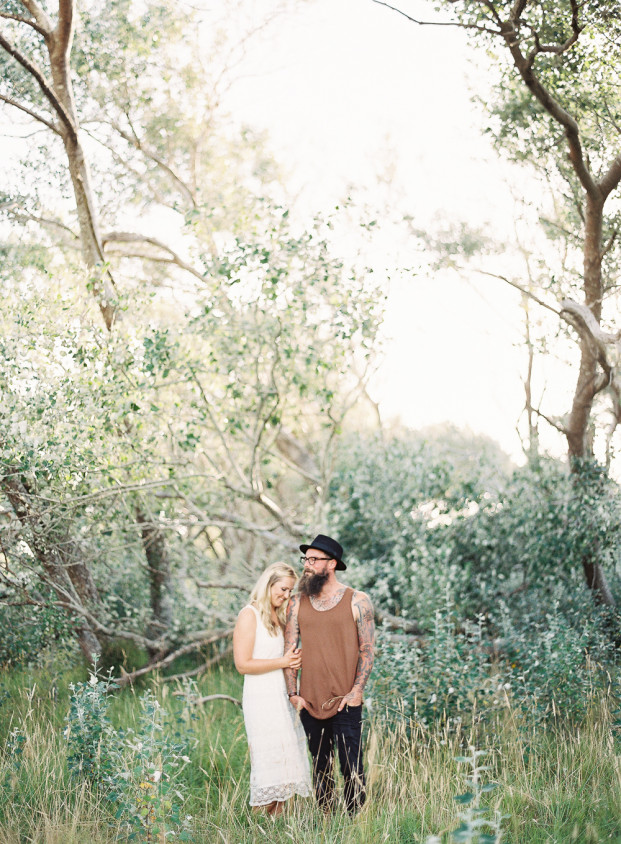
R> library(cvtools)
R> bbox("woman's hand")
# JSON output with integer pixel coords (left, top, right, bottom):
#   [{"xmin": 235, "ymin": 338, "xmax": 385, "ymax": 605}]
[{"xmin": 282, "ymin": 645, "xmax": 302, "ymax": 670}]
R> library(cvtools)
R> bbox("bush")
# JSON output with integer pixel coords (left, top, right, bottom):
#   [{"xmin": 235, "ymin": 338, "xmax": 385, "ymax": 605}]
[
  {"xmin": 64, "ymin": 666, "xmax": 194, "ymax": 840},
  {"xmin": 0, "ymin": 602, "xmax": 75, "ymax": 669},
  {"xmin": 369, "ymin": 599, "xmax": 511, "ymax": 732}
]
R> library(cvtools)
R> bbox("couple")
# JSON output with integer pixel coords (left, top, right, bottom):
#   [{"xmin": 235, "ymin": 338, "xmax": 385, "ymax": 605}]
[{"xmin": 233, "ymin": 534, "xmax": 375, "ymax": 817}]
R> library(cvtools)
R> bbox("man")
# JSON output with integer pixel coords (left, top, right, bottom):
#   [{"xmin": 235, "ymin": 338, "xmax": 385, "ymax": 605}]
[{"xmin": 284, "ymin": 534, "xmax": 374, "ymax": 815}]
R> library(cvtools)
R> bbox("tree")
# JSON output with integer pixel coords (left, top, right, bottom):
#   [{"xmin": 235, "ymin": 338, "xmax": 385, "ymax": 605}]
[
  {"xmin": 376, "ymin": 0, "xmax": 621, "ymax": 607},
  {"xmin": 0, "ymin": 0, "xmax": 384, "ymax": 668}
]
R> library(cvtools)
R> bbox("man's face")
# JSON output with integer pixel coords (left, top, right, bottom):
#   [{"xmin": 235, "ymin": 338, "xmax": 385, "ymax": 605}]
[{"xmin": 298, "ymin": 551, "xmax": 333, "ymax": 596}]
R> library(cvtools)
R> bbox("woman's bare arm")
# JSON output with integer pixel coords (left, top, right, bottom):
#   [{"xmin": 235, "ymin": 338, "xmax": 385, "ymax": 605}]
[{"xmin": 233, "ymin": 606, "xmax": 301, "ymax": 675}]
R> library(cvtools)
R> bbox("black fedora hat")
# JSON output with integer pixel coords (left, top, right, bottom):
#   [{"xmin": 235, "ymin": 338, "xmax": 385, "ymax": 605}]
[{"xmin": 300, "ymin": 534, "xmax": 346, "ymax": 571}]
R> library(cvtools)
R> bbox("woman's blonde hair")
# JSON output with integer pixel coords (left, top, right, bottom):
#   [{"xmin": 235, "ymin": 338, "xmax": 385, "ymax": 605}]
[{"xmin": 249, "ymin": 562, "xmax": 298, "ymax": 636}]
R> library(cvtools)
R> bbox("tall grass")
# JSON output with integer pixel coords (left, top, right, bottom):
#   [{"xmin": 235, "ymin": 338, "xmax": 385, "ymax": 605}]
[{"xmin": 1, "ymin": 660, "xmax": 620, "ymax": 843}]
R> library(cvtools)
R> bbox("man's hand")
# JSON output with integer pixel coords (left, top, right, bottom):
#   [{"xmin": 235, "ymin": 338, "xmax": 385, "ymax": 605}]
[
  {"xmin": 337, "ymin": 687, "xmax": 363, "ymax": 711},
  {"xmin": 288, "ymin": 694, "xmax": 308, "ymax": 713}
]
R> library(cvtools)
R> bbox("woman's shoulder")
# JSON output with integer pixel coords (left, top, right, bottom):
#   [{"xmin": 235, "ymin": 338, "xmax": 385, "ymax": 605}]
[{"xmin": 236, "ymin": 604, "xmax": 259, "ymax": 625}]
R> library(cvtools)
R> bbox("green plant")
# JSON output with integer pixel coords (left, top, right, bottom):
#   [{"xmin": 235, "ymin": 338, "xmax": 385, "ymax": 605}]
[
  {"xmin": 104, "ymin": 690, "xmax": 193, "ymax": 841},
  {"xmin": 65, "ymin": 662, "xmax": 117, "ymax": 783},
  {"xmin": 426, "ymin": 747, "xmax": 505, "ymax": 844},
  {"xmin": 370, "ymin": 598, "xmax": 510, "ymax": 732},
  {"xmin": 64, "ymin": 665, "xmax": 193, "ymax": 840}
]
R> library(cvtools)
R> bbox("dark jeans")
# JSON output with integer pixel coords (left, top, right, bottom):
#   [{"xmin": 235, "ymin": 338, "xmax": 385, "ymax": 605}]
[{"xmin": 300, "ymin": 705, "xmax": 366, "ymax": 815}]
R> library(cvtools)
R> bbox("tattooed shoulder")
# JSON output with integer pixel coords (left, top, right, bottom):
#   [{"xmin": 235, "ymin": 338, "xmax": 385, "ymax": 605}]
[{"xmin": 352, "ymin": 590, "xmax": 374, "ymax": 620}]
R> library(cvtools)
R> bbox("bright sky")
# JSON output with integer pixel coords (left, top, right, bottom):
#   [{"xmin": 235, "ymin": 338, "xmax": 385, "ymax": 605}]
[{"xmin": 221, "ymin": 0, "xmax": 572, "ymax": 463}]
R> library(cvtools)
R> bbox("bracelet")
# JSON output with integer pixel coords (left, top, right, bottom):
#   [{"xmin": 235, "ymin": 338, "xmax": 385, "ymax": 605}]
[{"xmin": 287, "ymin": 692, "xmax": 296, "ymax": 697}]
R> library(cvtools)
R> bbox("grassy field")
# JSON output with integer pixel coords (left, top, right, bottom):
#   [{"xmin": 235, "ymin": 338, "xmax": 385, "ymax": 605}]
[{"xmin": 0, "ymin": 656, "xmax": 620, "ymax": 844}]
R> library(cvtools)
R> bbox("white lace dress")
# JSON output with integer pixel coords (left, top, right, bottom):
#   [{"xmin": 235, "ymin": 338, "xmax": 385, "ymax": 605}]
[{"xmin": 242, "ymin": 605, "xmax": 312, "ymax": 806}]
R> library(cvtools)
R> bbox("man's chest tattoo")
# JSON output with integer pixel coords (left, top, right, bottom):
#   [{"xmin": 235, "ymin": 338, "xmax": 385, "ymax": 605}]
[{"xmin": 310, "ymin": 586, "xmax": 347, "ymax": 612}]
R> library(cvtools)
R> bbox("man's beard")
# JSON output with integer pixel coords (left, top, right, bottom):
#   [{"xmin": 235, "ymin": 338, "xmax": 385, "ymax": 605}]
[{"xmin": 298, "ymin": 569, "xmax": 330, "ymax": 597}]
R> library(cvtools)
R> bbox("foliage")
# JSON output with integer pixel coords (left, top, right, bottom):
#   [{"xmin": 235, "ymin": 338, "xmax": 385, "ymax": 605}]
[
  {"xmin": 64, "ymin": 666, "xmax": 194, "ymax": 840},
  {"xmin": 449, "ymin": 457, "xmax": 621, "ymax": 615},
  {"xmin": 328, "ymin": 427, "xmax": 512, "ymax": 624},
  {"xmin": 495, "ymin": 597, "xmax": 616, "ymax": 723},
  {"xmin": 0, "ymin": 600, "xmax": 74, "ymax": 669},
  {"xmin": 65, "ymin": 667, "xmax": 117, "ymax": 783},
  {"xmin": 0, "ymin": 0, "xmax": 386, "ymax": 661},
  {"xmin": 370, "ymin": 601, "xmax": 511, "ymax": 731},
  {"xmin": 331, "ymin": 433, "xmax": 619, "ymax": 728},
  {"xmin": 0, "ymin": 199, "xmax": 384, "ymax": 655},
  {"xmin": 426, "ymin": 748, "xmax": 505, "ymax": 844}
]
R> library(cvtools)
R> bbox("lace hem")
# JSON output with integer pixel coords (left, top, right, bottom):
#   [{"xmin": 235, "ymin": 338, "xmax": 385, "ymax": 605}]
[{"xmin": 250, "ymin": 780, "xmax": 312, "ymax": 806}]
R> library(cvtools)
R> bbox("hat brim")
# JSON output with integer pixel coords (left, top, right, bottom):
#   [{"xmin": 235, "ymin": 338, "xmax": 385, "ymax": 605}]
[{"xmin": 299, "ymin": 543, "xmax": 346, "ymax": 571}]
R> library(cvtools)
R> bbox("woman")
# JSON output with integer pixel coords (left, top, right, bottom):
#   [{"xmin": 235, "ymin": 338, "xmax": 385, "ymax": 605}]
[{"xmin": 233, "ymin": 562, "xmax": 312, "ymax": 816}]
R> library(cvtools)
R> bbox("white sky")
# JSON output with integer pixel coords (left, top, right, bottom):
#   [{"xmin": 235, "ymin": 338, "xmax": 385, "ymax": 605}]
[{"xmin": 220, "ymin": 0, "xmax": 573, "ymax": 463}]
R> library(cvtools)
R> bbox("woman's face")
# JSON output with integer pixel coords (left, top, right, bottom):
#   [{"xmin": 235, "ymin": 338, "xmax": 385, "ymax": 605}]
[{"xmin": 269, "ymin": 576, "xmax": 295, "ymax": 610}]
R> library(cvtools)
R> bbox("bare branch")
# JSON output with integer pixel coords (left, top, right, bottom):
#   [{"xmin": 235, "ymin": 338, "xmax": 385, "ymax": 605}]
[
  {"xmin": 0, "ymin": 28, "xmax": 77, "ymax": 142},
  {"xmin": 162, "ymin": 644, "xmax": 233, "ymax": 683},
  {"xmin": 497, "ymin": 16, "xmax": 597, "ymax": 199},
  {"xmin": 560, "ymin": 298, "xmax": 621, "ymax": 352},
  {"xmin": 602, "ymin": 230, "xmax": 618, "ymax": 258},
  {"xmin": 55, "ymin": 0, "xmax": 75, "ymax": 58},
  {"xmin": 187, "ymin": 366, "xmax": 251, "ymax": 491},
  {"xmin": 600, "ymin": 153, "xmax": 621, "ymax": 200},
  {"xmin": 274, "ymin": 429, "xmax": 321, "ymax": 485},
  {"xmin": 0, "ymin": 11, "xmax": 47, "ymax": 37},
  {"xmin": 525, "ymin": 0, "xmax": 581, "ymax": 56},
  {"xmin": 186, "ymin": 693, "xmax": 241, "ymax": 707},
  {"xmin": 112, "ymin": 629, "xmax": 233, "ymax": 687},
  {"xmin": 0, "ymin": 93, "xmax": 59, "ymax": 134},
  {"xmin": 194, "ymin": 581, "xmax": 248, "ymax": 591},
  {"xmin": 372, "ymin": 0, "xmax": 500, "ymax": 35},
  {"xmin": 106, "ymin": 120, "xmax": 197, "ymax": 209},
  {"xmin": 1, "ymin": 200, "xmax": 78, "ymax": 239},
  {"xmin": 476, "ymin": 269, "xmax": 561, "ymax": 316},
  {"xmin": 16, "ymin": 0, "xmax": 52, "ymax": 34},
  {"xmin": 531, "ymin": 406, "xmax": 569, "ymax": 436},
  {"xmin": 102, "ymin": 231, "xmax": 205, "ymax": 281},
  {"xmin": 604, "ymin": 380, "xmax": 621, "ymax": 471},
  {"xmin": 509, "ymin": 0, "xmax": 528, "ymax": 20},
  {"xmin": 375, "ymin": 607, "xmax": 424, "ymax": 635}
]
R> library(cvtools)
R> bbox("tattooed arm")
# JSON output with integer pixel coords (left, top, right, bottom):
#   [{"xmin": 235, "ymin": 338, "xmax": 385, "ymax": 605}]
[
  {"xmin": 338, "ymin": 590, "xmax": 375, "ymax": 711},
  {"xmin": 284, "ymin": 593, "xmax": 308, "ymax": 710}
]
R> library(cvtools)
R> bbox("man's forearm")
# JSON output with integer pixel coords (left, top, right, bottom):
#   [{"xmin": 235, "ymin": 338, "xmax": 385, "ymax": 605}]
[
  {"xmin": 284, "ymin": 594, "xmax": 300, "ymax": 696},
  {"xmin": 284, "ymin": 666, "xmax": 298, "ymax": 696},
  {"xmin": 352, "ymin": 644, "xmax": 374, "ymax": 692},
  {"xmin": 352, "ymin": 591, "xmax": 375, "ymax": 694}
]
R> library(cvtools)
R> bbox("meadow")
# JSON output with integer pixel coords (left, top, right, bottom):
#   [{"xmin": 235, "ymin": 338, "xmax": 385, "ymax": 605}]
[{"xmin": 1, "ymin": 653, "xmax": 619, "ymax": 844}]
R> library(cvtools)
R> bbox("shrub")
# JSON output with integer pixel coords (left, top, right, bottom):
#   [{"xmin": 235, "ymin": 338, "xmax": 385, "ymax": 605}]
[
  {"xmin": 64, "ymin": 666, "xmax": 194, "ymax": 840},
  {"xmin": 369, "ymin": 599, "xmax": 511, "ymax": 732}
]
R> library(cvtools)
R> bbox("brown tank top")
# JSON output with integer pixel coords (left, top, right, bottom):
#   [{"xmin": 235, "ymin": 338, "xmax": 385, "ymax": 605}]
[{"xmin": 298, "ymin": 586, "xmax": 359, "ymax": 719}]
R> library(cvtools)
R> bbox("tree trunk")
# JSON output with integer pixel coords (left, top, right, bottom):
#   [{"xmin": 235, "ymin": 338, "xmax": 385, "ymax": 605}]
[
  {"xmin": 2, "ymin": 475, "xmax": 103, "ymax": 662},
  {"xmin": 46, "ymin": 5, "xmax": 175, "ymax": 640},
  {"xmin": 566, "ymin": 195, "xmax": 615, "ymax": 606},
  {"xmin": 135, "ymin": 506, "xmax": 174, "ymax": 651}
]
